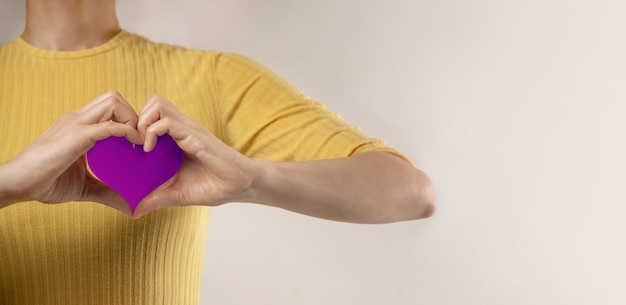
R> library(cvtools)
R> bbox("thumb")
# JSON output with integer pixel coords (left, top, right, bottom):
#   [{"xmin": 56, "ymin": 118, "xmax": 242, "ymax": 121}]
[
  {"xmin": 83, "ymin": 180, "xmax": 133, "ymax": 217},
  {"xmin": 132, "ymin": 187, "xmax": 177, "ymax": 218}
]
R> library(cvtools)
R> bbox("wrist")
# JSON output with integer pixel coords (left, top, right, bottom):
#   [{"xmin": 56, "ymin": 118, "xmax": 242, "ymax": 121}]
[{"xmin": 232, "ymin": 158, "xmax": 273, "ymax": 205}]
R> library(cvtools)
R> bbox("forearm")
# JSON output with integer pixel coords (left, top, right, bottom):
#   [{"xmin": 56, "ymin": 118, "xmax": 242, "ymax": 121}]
[
  {"xmin": 0, "ymin": 163, "xmax": 20, "ymax": 208},
  {"xmin": 241, "ymin": 151, "xmax": 436, "ymax": 224}
]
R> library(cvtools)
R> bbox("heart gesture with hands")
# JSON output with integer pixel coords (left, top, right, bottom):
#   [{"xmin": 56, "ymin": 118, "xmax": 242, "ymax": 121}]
[{"xmin": 1, "ymin": 91, "xmax": 257, "ymax": 218}]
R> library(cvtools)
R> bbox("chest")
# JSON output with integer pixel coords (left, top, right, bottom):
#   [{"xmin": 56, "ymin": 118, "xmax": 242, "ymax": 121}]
[{"xmin": 0, "ymin": 59, "xmax": 221, "ymax": 163}]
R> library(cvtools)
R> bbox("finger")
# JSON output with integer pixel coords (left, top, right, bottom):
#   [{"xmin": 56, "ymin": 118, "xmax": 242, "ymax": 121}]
[
  {"xmin": 78, "ymin": 91, "xmax": 139, "ymax": 127},
  {"xmin": 84, "ymin": 121, "xmax": 144, "ymax": 145},
  {"xmin": 132, "ymin": 187, "xmax": 177, "ymax": 218},
  {"xmin": 82, "ymin": 170, "xmax": 133, "ymax": 216},
  {"xmin": 50, "ymin": 122, "xmax": 142, "ymax": 162},
  {"xmin": 80, "ymin": 90, "xmax": 124, "ymax": 110},
  {"xmin": 139, "ymin": 94, "xmax": 186, "ymax": 119},
  {"xmin": 137, "ymin": 94, "xmax": 188, "ymax": 137},
  {"xmin": 85, "ymin": 185, "xmax": 133, "ymax": 217},
  {"xmin": 143, "ymin": 117, "xmax": 198, "ymax": 153},
  {"xmin": 81, "ymin": 95, "xmax": 138, "ymax": 126}
]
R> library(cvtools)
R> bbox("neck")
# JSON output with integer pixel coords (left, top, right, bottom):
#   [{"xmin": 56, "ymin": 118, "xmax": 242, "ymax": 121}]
[{"xmin": 21, "ymin": 0, "xmax": 121, "ymax": 51}]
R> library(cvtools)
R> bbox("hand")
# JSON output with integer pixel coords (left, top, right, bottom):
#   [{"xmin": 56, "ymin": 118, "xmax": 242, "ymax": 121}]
[
  {"xmin": 3, "ymin": 91, "xmax": 143, "ymax": 215},
  {"xmin": 133, "ymin": 94, "xmax": 256, "ymax": 217}
]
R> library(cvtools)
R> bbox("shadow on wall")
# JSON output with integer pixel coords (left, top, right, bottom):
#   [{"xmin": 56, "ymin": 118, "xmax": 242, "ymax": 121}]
[{"xmin": 0, "ymin": 0, "xmax": 26, "ymax": 43}]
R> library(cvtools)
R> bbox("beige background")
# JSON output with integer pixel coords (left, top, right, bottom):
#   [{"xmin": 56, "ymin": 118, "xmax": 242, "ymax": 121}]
[{"xmin": 1, "ymin": 0, "xmax": 623, "ymax": 304}]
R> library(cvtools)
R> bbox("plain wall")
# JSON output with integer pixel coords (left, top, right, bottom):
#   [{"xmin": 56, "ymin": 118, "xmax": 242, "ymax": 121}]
[{"xmin": 1, "ymin": 0, "xmax": 623, "ymax": 304}]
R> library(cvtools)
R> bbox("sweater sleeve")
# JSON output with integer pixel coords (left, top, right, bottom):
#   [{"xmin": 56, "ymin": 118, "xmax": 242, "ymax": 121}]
[{"xmin": 213, "ymin": 52, "xmax": 411, "ymax": 163}]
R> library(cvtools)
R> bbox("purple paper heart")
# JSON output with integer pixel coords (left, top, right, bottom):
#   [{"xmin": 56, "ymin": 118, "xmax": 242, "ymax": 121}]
[{"xmin": 86, "ymin": 135, "xmax": 183, "ymax": 212}]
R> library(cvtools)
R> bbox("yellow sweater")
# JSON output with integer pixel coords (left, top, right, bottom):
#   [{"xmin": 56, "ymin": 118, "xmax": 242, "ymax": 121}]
[{"xmin": 0, "ymin": 31, "xmax": 404, "ymax": 304}]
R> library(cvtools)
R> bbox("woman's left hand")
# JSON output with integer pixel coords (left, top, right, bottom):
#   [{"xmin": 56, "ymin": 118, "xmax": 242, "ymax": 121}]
[{"xmin": 133, "ymin": 94, "xmax": 257, "ymax": 218}]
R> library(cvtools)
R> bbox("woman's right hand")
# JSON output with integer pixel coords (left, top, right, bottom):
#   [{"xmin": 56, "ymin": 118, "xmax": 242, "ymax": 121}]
[{"xmin": 0, "ymin": 91, "xmax": 143, "ymax": 216}]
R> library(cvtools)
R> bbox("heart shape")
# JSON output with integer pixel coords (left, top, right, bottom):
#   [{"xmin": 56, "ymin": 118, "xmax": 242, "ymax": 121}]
[{"xmin": 86, "ymin": 135, "xmax": 184, "ymax": 212}]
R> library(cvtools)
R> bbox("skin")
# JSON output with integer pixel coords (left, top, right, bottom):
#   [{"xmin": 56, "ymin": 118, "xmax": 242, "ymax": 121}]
[
  {"xmin": 21, "ymin": 0, "xmax": 121, "ymax": 51},
  {"xmin": 0, "ymin": 0, "xmax": 436, "ymax": 223}
]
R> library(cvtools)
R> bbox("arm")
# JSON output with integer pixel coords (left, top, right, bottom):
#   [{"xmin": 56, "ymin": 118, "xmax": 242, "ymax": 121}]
[
  {"xmin": 0, "ymin": 91, "xmax": 143, "ymax": 215},
  {"xmin": 242, "ymin": 152, "xmax": 435, "ymax": 223},
  {"xmin": 135, "ymin": 95, "xmax": 436, "ymax": 223},
  {"xmin": 0, "ymin": 163, "xmax": 18, "ymax": 208},
  {"xmin": 210, "ymin": 53, "xmax": 436, "ymax": 222}
]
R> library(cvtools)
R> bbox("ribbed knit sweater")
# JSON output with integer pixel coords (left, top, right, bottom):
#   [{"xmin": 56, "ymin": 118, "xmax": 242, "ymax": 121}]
[{"xmin": 0, "ymin": 30, "xmax": 403, "ymax": 304}]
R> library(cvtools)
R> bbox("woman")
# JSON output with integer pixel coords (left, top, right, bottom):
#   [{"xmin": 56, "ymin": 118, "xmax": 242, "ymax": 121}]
[{"xmin": 0, "ymin": 0, "xmax": 435, "ymax": 303}]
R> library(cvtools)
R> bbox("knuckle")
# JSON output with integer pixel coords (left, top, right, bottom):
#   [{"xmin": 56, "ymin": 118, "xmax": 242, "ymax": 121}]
[
  {"xmin": 104, "ymin": 90, "xmax": 122, "ymax": 99},
  {"xmin": 60, "ymin": 111, "xmax": 77, "ymax": 121},
  {"xmin": 150, "ymin": 93, "xmax": 164, "ymax": 101},
  {"xmin": 103, "ymin": 95, "xmax": 122, "ymax": 106},
  {"xmin": 147, "ymin": 94, "xmax": 160, "ymax": 105},
  {"xmin": 160, "ymin": 117, "xmax": 174, "ymax": 125},
  {"xmin": 150, "ymin": 94, "xmax": 172, "ymax": 108},
  {"xmin": 146, "ymin": 124, "xmax": 159, "ymax": 135},
  {"xmin": 100, "ymin": 121, "xmax": 117, "ymax": 132},
  {"xmin": 189, "ymin": 119, "xmax": 205, "ymax": 130},
  {"xmin": 58, "ymin": 112, "xmax": 83, "ymax": 126}
]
